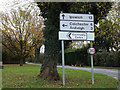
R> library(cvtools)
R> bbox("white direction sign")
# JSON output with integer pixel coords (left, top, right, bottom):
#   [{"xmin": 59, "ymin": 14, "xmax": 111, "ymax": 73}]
[
  {"xmin": 60, "ymin": 13, "xmax": 94, "ymax": 21},
  {"xmin": 59, "ymin": 31, "xmax": 94, "ymax": 41},
  {"xmin": 60, "ymin": 21, "xmax": 94, "ymax": 31}
]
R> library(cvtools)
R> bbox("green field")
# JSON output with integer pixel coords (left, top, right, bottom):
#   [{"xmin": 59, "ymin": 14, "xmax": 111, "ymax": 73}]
[{"xmin": 2, "ymin": 64, "xmax": 119, "ymax": 88}]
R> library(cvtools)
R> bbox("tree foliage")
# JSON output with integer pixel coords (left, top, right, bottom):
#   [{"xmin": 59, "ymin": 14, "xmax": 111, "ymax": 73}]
[
  {"xmin": 0, "ymin": 5, "xmax": 44, "ymax": 66},
  {"xmin": 95, "ymin": 2, "xmax": 120, "ymax": 51},
  {"xmin": 95, "ymin": 19, "xmax": 119, "ymax": 51},
  {"xmin": 108, "ymin": 1, "xmax": 120, "ymax": 51}
]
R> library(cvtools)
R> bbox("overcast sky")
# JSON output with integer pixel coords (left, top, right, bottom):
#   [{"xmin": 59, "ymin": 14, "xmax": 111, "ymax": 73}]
[
  {"xmin": 0, "ymin": 0, "xmax": 118, "ymax": 13},
  {"xmin": 0, "ymin": 0, "xmax": 34, "ymax": 13}
]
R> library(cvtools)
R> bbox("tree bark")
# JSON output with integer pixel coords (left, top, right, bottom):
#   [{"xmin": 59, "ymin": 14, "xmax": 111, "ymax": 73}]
[
  {"xmin": 106, "ymin": 47, "xmax": 109, "ymax": 52},
  {"xmin": 20, "ymin": 57, "xmax": 25, "ymax": 66},
  {"xmin": 35, "ymin": 47, "xmax": 40, "ymax": 63},
  {"xmin": 38, "ymin": 54, "xmax": 60, "ymax": 81},
  {"xmin": 20, "ymin": 58, "xmax": 23, "ymax": 66}
]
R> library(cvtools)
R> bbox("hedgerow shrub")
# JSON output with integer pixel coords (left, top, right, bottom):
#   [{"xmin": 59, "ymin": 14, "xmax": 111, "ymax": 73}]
[
  {"xmin": 94, "ymin": 50, "xmax": 120, "ymax": 67},
  {"xmin": 3, "ymin": 51, "xmax": 21, "ymax": 64},
  {"xmin": 58, "ymin": 46, "xmax": 90, "ymax": 66},
  {"xmin": 59, "ymin": 48, "xmax": 120, "ymax": 67}
]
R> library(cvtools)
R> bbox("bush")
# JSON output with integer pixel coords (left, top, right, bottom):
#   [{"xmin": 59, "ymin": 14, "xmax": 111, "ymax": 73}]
[
  {"xmin": 2, "ymin": 51, "xmax": 21, "ymax": 64},
  {"xmin": 58, "ymin": 46, "xmax": 90, "ymax": 66},
  {"xmin": 25, "ymin": 53, "xmax": 44, "ymax": 63},
  {"xmin": 25, "ymin": 56, "xmax": 35, "ymax": 63},
  {"xmin": 94, "ymin": 50, "xmax": 108, "ymax": 66},
  {"xmin": 58, "ymin": 47, "xmax": 120, "ymax": 67},
  {"xmin": 94, "ymin": 50, "xmax": 120, "ymax": 67}
]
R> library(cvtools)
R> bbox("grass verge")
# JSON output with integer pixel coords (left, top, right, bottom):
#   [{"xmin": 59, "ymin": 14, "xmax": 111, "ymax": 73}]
[{"xmin": 2, "ymin": 64, "xmax": 119, "ymax": 88}]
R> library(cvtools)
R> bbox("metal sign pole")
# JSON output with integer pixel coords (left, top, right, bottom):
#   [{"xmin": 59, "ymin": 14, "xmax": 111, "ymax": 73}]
[
  {"xmin": 60, "ymin": 11, "xmax": 94, "ymax": 85},
  {"xmin": 62, "ymin": 40, "xmax": 65, "ymax": 86},
  {"xmin": 90, "ymin": 41, "xmax": 94, "ymax": 85}
]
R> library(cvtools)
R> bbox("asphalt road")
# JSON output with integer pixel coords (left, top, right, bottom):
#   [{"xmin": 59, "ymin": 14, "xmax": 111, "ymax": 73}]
[{"xmin": 26, "ymin": 62, "xmax": 119, "ymax": 80}]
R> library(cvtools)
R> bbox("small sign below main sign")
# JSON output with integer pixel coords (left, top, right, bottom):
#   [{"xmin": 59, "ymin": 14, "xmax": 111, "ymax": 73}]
[
  {"xmin": 88, "ymin": 47, "xmax": 96, "ymax": 55},
  {"xmin": 60, "ymin": 13, "xmax": 94, "ymax": 21},
  {"xmin": 59, "ymin": 31, "xmax": 94, "ymax": 41},
  {"xmin": 67, "ymin": 32, "xmax": 86, "ymax": 40},
  {"xmin": 60, "ymin": 21, "xmax": 94, "ymax": 31}
]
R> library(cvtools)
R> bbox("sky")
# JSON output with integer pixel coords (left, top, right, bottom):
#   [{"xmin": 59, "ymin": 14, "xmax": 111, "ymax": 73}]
[
  {"xmin": 0, "ymin": 0, "xmax": 118, "ymax": 12},
  {"xmin": 0, "ymin": 0, "xmax": 34, "ymax": 13}
]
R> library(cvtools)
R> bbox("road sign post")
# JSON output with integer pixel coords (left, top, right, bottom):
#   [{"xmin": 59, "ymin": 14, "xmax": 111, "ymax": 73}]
[
  {"xmin": 90, "ymin": 42, "xmax": 94, "ymax": 85},
  {"xmin": 62, "ymin": 40, "xmax": 65, "ymax": 86},
  {"xmin": 59, "ymin": 12, "xmax": 95, "ymax": 86},
  {"xmin": 61, "ymin": 11, "xmax": 65, "ymax": 86}
]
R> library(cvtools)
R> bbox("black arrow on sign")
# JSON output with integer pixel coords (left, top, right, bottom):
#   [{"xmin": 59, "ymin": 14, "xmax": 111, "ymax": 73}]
[
  {"xmin": 67, "ymin": 32, "xmax": 71, "ymax": 39},
  {"xmin": 91, "ymin": 27, "xmax": 93, "ymax": 30},
  {"xmin": 62, "ymin": 14, "xmax": 65, "ymax": 19},
  {"xmin": 62, "ymin": 24, "xmax": 67, "ymax": 27}
]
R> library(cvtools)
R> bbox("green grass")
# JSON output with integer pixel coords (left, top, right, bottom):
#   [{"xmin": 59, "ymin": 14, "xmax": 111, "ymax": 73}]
[{"xmin": 2, "ymin": 64, "xmax": 119, "ymax": 88}]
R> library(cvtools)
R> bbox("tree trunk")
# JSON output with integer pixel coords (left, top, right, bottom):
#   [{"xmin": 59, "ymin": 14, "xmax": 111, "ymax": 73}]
[
  {"xmin": 106, "ymin": 47, "xmax": 109, "ymax": 52},
  {"xmin": 20, "ymin": 58, "xmax": 23, "ymax": 66},
  {"xmin": 38, "ymin": 54, "xmax": 60, "ymax": 81},
  {"xmin": 20, "ymin": 57, "xmax": 25, "ymax": 66},
  {"xmin": 35, "ymin": 47, "xmax": 40, "ymax": 63}
]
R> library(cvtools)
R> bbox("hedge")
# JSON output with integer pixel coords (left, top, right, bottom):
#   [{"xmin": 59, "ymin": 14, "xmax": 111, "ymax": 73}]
[
  {"xmin": 94, "ymin": 50, "xmax": 120, "ymax": 67},
  {"xmin": 58, "ymin": 48, "xmax": 120, "ymax": 67},
  {"xmin": 2, "ymin": 51, "xmax": 22, "ymax": 64},
  {"xmin": 58, "ymin": 46, "xmax": 90, "ymax": 66}
]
